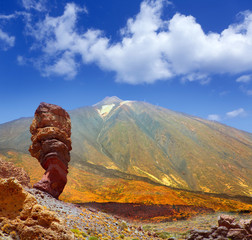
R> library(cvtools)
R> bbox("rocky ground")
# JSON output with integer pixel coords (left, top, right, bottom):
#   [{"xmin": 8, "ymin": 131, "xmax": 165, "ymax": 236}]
[
  {"xmin": 1, "ymin": 176, "xmax": 252, "ymax": 240},
  {"xmin": 23, "ymin": 187, "xmax": 252, "ymax": 240},
  {"xmin": 138, "ymin": 212, "xmax": 252, "ymax": 239},
  {"xmin": 26, "ymin": 188, "xmax": 167, "ymax": 240},
  {"xmin": 0, "ymin": 159, "xmax": 30, "ymax": 187},
  {"xmin": 0, "ymin": 178, "xmax": 73, "ymax": 240},
  {"xmin": 187, "ymin": 214, "xmax": 252, "ymax": 239}
]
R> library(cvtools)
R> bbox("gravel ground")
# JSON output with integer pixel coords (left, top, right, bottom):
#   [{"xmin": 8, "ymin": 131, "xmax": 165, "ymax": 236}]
[
  {"xmin": 26, "ymin": 188, "xmax": 164, "ymax": 239},
  {"xmin": 25, "ymin": 188, "xmax": 252, "ymax": 240}
]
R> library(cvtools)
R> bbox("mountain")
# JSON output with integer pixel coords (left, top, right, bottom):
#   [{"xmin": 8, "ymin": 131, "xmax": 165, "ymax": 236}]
[{"xmin": 0, "ymin": 97, "xmax": 252, "ymax": 207}]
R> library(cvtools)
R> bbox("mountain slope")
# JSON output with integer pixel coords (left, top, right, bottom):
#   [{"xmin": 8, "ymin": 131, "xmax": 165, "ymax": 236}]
[
  {"xmin": 0, "ymin": 117, "xmax": 32, "ymax": 153},
  {"xmin": 0, "ymin": 97, "xmax": 252, "ymax": 202}
]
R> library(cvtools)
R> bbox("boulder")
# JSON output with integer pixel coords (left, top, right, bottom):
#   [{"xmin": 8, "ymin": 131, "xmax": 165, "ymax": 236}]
[
  {"xmin": 240, "ymin": 219, "xmax": 252, "ymax": 234},
  {"xmin": 186, "ymin": 215, "xmax": 252, "ymax": 240},
  {"xmin": 0, "ymin": 177, "xmax": 74, "ymax": 239},
  {"xmin": 227, "ymin": 228, "xmax": 248, "ymax": 240},
  {"xmin": 218, "ymin": 215, "xmax": 235, "ymax": 229},
  {"xmin": 215, "ymin": 226, "xmax": 228, "ymax": 237},
  {"xmin": 29, "ymin": 102, "xmax": 72, "ymax": 199},
  {"xmin": 0, "ymin": 158, "xmax": 30, "ymax": 187}
]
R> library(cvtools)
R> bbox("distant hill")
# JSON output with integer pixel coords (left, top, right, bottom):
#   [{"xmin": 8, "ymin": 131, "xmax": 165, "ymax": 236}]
[{"xmin": 0, "ymin": 97, "xmax": 252, "ymax": 206}]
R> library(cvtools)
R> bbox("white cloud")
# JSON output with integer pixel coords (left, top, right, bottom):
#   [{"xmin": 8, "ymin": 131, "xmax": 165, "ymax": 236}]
[
  {"xmin": 26, "ymin": 3, "xmax": 86, "ymax": 78},
  {"xmin": 236, "ymin": 74, "xmax": 252, "ymax": 83},
  {"xmin": 240, "ymin": 85, "xmax": 252, "ymax": 96},
  {"xmin": 208, "ymin": 108, "xmax": 248, "ymax": 121},
  {"xmin": 0, "ymin": 12, "xmax": 30, "ymax": 51},
  {"xmin": 22, "ymin": 0, "xmax": 47, "ymax": 11},
  {"xmin": 43, "ymin": 51, "xmax": 78, "ymax": 79},
  {"xmin": 17, "ymin": 55, "xmax": 27, "ymax": 65},
  {"xmin": 0, "ymin": 28, "xmax": 15, "ymax": 50},
  {"xmin": 25, "ymin": 0, "xmax": 252, "ymax": 83},
  {"xmin": 0, "ymin": 12, "xmax": 30, "ymax": 25},
  {"xmin": 0, "ymin": 14, "xmax": 17, "ymax": 20},
  {"xmin": 236, "ymin": 75, "xmax": 252, "ymax": 96},
  {"xmin": 226, "ymin": 108, "xmax": 246, "ymax": 118},
  {"xmin": 208, "ymin": 114, "xmax": 221, "ymax": 121}
]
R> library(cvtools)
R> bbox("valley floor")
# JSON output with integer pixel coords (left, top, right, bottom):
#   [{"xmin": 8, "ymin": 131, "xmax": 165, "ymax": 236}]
[
  {"xmin": 26, "ymin": 188, "xmax": 252, "ymax": 240},
  {"xmin": 138, "ymin": 212, "xmax": 252, "ymax": 239}
]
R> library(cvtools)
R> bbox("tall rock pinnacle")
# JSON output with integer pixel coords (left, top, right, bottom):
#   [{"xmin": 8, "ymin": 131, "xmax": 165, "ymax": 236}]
[{"xmin": 29, "ymin": 102, "xmax": 72, "ymax": 198}]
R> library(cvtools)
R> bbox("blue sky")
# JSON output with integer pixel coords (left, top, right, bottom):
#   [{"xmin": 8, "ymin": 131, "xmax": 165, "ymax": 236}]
[{"xmin": 0, "ymin": 0, "xmax": 252, "ymax": 133}]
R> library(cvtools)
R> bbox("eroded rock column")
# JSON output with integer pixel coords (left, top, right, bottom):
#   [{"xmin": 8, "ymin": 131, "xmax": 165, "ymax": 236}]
[{"xmin": 29, "ymin": 102, "xmax": 72, "ymax": 199}]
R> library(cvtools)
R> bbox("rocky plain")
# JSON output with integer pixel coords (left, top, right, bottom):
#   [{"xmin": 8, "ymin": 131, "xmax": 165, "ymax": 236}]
[{"xmin": 1, "ymin": 158, "xmax": 252, "ymax": 240}]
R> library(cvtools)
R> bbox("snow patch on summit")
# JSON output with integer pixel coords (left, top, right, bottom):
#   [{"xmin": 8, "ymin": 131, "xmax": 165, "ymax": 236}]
[
  {"xmin": 97, "ymin": 104, "xmax": 115, "ymax": 117},
  {"xmin": 120, "ymin": 101, "xmax": 134, "ymax": 106}
]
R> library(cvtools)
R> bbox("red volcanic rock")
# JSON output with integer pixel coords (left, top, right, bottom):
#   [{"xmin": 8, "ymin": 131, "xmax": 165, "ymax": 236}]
[
  {"xmin": 187, "ymin": 215, "xmax": 252, "ymax": 240},
  {"xmin": 218, "ymin": 215, "xmax": 235, "ymax": 229},
  {"xmin": 227, "ymin": 228, "xmax": 249, "ymax": 240},
  {"xmin": 0, "ymin": 158, "xmax": 30, "ymax": 187},
  {"xmin": 29, "ymin": 102, "xmax": 72, "ymax": 199},
  {"xmin": 30, "ymin": 102, "xmax": 71, "ymax": 136}
]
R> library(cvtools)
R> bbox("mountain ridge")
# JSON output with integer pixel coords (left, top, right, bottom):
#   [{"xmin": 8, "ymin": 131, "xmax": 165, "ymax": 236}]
[
  {"xmin": 1, "ymin": 97, "xmax": 251, "ymax": 134},
  {"xmin": 0, "ymin": 97, "xmax": 252, "ymax": 204}
]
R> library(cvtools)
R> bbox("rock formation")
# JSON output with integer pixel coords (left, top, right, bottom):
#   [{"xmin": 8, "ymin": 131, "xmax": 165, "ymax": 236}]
[
  {"xmin": 0, "ymin": 177, "xmax": 74, "ymax": 240},
  {"xmin": 29, "ymin": 102, "xmax": 72, "ymax": 199},
  {"xmin": 187, "ymin": 214, "xmax": 252, "ymax": 240},
  {"xmin": 0, "ymin": 158, "xmax": 30, "ymax": 187}
]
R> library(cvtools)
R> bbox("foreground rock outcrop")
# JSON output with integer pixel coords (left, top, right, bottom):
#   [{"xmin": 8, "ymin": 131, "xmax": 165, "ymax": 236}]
[
  {"xmin": 29, "ymin": 102, "xmax": 72, "ymax": 199},
  {"xmin": 0, "ymin": 158, "xmax": 30, "ymax": 187},
  {"xmin": 187, "ymin": 214, "xmax": 252, "ymax": 240},
  {"xmin": 0, "ymin": 177, "xmax": 74, "ymax": 240}
]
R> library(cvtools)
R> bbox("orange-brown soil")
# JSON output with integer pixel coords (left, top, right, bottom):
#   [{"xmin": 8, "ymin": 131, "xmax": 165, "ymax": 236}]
[{"xmin": 79, "ymin": 202, "xmax": 214, "ymax": 222}]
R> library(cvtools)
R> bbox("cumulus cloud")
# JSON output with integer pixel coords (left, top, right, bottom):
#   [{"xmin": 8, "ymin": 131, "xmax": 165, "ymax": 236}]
[
  {"xmin": 0, "ymin": 29, "xmax": 15, "ymax": 50},
  {"xmin": 208, "ymin": 114, "xmax": 221, "ymax": 121},
  {"xmin": 226, "ymin": 108, "xmax": 246, "ymax": 118},
  {"xmin": 25, "ymin": 0, "xmax": 252, "ymax": 83},
  {"xmin": 43, "ymin": 51, "xmax": 78, "ymax": 79},
  {"xmin": 25, "ymin": 3, "xmax": 87, "ymax": 78}
]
